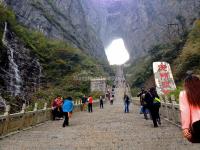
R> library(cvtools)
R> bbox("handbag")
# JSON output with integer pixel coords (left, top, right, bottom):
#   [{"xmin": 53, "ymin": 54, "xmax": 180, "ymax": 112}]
[{"xmin": 189, "ymin": 106, "xmax": 200, "ymax": 143}]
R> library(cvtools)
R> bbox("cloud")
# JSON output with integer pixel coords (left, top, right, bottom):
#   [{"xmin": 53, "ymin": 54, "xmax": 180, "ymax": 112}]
[{"xmin": 105, "ymin": 38, "xmax": 129, "ymax": 65}]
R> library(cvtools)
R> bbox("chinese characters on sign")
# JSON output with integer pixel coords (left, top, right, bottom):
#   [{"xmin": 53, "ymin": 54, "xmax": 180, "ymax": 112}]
[{"xmin": 153, "ymin": 62, "xmax": 176, "ymax": 95}]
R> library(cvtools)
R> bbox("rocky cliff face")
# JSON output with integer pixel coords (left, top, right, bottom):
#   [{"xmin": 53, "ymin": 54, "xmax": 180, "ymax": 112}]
[
  {"xmin": 4, "ymin": 0, "xmax": 106, "ymax": 60},
  {"xmin": 82, "ymin": 0, "xmax": 200, "ymax": 60},
  {"xmin": 4, "ymin": 0, "xmax": 200, "ymax": 60},
  {"xmin": 0, "ymin": 22, "xmax": 41, "ymax": 97}
]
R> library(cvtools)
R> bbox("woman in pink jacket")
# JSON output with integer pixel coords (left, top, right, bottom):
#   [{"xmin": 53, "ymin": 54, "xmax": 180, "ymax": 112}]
[{"xmin": 179, "ymin": 74, "xmax": 200, "ymax": 143}]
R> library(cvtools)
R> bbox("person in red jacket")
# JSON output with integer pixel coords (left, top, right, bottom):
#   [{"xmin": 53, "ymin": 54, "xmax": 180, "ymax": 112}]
[
  {"xmin": 88, "ymin": 96, "xmax": 93, "ymax": 113},
  {"xmin": 51, "ymin": 96, "xmax": 63, "ymax": 120}
]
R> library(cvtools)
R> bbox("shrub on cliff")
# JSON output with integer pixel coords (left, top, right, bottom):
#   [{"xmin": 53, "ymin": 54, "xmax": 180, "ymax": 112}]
[
  {"xmin": 175, "ymin": 20, "xmax": 200, "ymax": 78},
  {"xmin": 0, "ymin": 4, "xmax": 110, "ymax": 112}
]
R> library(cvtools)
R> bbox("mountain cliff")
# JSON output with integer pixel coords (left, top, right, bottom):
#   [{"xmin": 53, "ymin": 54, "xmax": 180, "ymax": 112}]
[
  {"xmin": 2, "ymin": 0, "xmax": 200, "ymax": 83},
  {"xmin": 82, "ymin": 0, "xmax": 200, "ymax": 59},
  {"xmin": 5, "ymin": 0, "xmax": 200, "ymax": 61},
  {"xmin": 0, "ymin": 4, "xmax": 110, "ymax": 111},
  {"xmin": 0, "ymin": 22, "xmax": 41, "ymax": 97},
  {"xmin": 4, "ymin": 0, "xmax": 107, "ymax": 60}
]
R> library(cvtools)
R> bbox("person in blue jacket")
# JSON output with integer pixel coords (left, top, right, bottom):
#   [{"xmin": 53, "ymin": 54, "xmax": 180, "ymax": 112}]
[{"xmin": 62, "ymin": 97, "xmax": 74, "ymax": 127}]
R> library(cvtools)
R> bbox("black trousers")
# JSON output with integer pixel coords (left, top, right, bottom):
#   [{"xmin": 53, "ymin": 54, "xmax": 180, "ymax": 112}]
[
  {"xmin": 88, "ymin": 103, "xmax": 93, "ymax": 112},
  {"xmin": 148, "ymin": 104, "xmax": 160, "ymax": 127},
  {"xmin": 110, "ymin": 100, "xmax": 113, "ymax": 105},
  {"xmin": 143, "ymin": 105, "xmax": 148, "ymax": 119},
  {"xmin": 52, "ymin": 107, "xmax": 63, "ymax": 120},
  {"xmin": 63, "ymin": 112, "xmax": 69, "ymax": 127},
  {"xmin": 154, "ymin": 103, "xmax": 161, "ymax": 122},
  {"xmin": 191, "ymin": 120, "xmax": 200, "ymax": 143},
  {"xmin": 100, "ymin": 101, "xmax": 103, "ymax": 108}
]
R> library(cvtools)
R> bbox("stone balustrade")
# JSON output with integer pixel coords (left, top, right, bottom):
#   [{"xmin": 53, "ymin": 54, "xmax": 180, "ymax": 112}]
[
  {"xmin": 133, "ymin": 95, "xmax": 181, "ymax": 127},
  {"xmin": 159, "ymin": 95, "xmax": 181, "ymax": 127},
  {"xmin": 0, "ymin": 99, "xmax": 102, "ymax": 137}
]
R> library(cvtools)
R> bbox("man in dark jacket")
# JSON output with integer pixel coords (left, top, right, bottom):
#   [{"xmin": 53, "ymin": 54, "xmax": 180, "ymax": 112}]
[
  {"xmin": 81, "ymin": 95, "xmax": 87, "ymax": 111},
  {"xmin": 99, "ymin": 96, "xmax": 104, "ymax": 109},
  {"xmin": 144, "ymin": 87, "xmax": 160, "ymax": 127},
  {"xmin": 124, "ymin": 94, "xmax": 130, "ymax": 113}
]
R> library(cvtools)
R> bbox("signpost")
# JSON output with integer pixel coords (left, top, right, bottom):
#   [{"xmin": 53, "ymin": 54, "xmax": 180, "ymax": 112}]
[
  {"xmin": 153, "ymin": 62, "xmax": 176, "ymax": 95},
  {"xmin": 90, "ymin": 78, "xmax": 106, "ymax": 93}
]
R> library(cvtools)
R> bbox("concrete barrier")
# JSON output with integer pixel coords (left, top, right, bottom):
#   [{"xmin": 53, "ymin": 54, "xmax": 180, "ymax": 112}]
[{"xmin": 0, "ymin": 100, "xmax": 103, "ymax": 137}]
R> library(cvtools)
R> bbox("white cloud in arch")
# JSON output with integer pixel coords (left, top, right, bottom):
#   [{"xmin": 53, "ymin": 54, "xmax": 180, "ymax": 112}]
[{"xmin": 105, "ymin": 38, "xmax": 130, "ymax": 65}]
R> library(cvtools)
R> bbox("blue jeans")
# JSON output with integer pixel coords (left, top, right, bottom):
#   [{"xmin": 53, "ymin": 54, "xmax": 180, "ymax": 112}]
[{"xmin": 124, "ymin": 103, "xmax": 129, "ymax": 113}]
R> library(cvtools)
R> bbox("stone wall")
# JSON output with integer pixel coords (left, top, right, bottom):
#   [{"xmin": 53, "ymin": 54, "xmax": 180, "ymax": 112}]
[
  {"xmin": 0, "ymin": 100, "xmax": 102, "ymax": 137},
  {"xmin": 159, "ymin": 96, "xmax": 181, "ymax": 127}
]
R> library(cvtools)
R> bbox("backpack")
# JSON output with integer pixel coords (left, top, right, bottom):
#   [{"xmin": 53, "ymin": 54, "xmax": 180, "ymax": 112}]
[{"xmin": 143, "ymin": 92, "xmax": 154, "ymax": 106}]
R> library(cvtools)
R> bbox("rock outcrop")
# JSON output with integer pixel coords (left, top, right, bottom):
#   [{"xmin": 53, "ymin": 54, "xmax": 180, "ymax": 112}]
[
  {"xmin": 0, "ymin": 22, "xmax": 41, "ymax": 97},
  {"xmin": 1, "ymin": 0, "xmax": 200, "ymax": 101},
  {"xmin": 1, "ymin": 0, "xmax": 200, "ymax": 59},
  {"xmin": 5, "ymin": 0, "xmax": 106, "ymax": 60},
  {"xmin": 4, "ymin": 0, "xmax": 200, "ymax": 60},
  {"xmin": 82, "ymin": 0, "xmax": 200, "ymax": 59}
]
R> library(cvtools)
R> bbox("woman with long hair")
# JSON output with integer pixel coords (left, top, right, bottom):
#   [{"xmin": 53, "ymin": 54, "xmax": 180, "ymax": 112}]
[{"xmin": 179, "ymin": 74, "xmax": 200, "ymax": 143}]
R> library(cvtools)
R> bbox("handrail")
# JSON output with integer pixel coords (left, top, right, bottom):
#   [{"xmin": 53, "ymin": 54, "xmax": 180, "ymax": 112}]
[
  {"xmin": 0, "ymin": 100, "xmax": 102, "ymax": 137},
  {"xmin": 133, "ymin": 95, "xmax": 181, "ymax": 127}
]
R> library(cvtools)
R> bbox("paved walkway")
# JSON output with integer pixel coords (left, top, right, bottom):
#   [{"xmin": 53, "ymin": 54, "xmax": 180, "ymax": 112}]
[{"xmin": 0, "ymin": 87, "xmax": 200, "ymax": 150}]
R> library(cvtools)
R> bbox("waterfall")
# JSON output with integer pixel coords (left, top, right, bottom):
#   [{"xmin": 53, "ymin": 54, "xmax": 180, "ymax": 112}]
[
  {"xmin": 2, "ymin": 22, "xmax": 22, "ymax": 96},
  {"xmin": 0, "ymin": 95, "xmax": 6, "ymax": 108},
  {"xmin": 0, "ymin": 0, "xmax": 7, "ymax": 8},
  {"xmin": 36, "ymin": 60, "xmax": 42, "ymax": 90}
]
